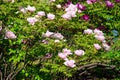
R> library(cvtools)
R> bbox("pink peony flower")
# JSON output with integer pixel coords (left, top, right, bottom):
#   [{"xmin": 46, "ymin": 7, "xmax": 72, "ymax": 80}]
[
  {"xmin": 95, "ymin": 35, "xmax": 105, "ymax": 42},
  {"xmin": 26, "ymin": 5, "xmax": 36, "ymax": 12},
  {"xmin": 52, "ymin": 33, "xmax": 64, "ymax": 40},
  {"xmin": 56, "ymin": 4, "xmax": 61, "ymax": 9},
  {"xmin": 27, "ymin": 17, "xmax": 38, "ymax": 25},
  {"xmin": 102, "ymin": 43, "xmax": 110, "ymax": 51},
  {"xmin": 5, "ymin": 30, "xmax": 17, "ymax": 39},
  {"xmin": 63, "ymin": 48, "xmax": 72, "ymax": 55},
  {"xmin": 65, "ymin": 4, "xmax": 77, "ymax": 12},
  {"xmin": 84, "ymin": 29, "xmax": 93, "ymax": 35},
  {"xmin": 62, "ymin": 13, "xmax": 72, "ymax": 20},
  {"xmin": 74, "ymin": 50, "xmax": 85, "ymax": 56},
  {"xmin": 64, "ymin": 60, "xmax": 76, "ymax": 68},
  {"xmin": 58, "ymin": 52, "xmax": 67, "ymax": 60},
  {"xmin": 47, "ymin": 13, "xmax": 55, "ymax": 20},
  {"xmin": 94, "ymin": 44, "xmax": 101, "ymax": 50},
  {"xmin": 37, "ymin": 11, "xmax": 45, "ymax": 16},
  {"xmin": 94, "ymin": 29, "xmax": 104, "ymax": 36},
  {"xmin": 43, "ymin": 30, "xmax": 54, "ymax": 38}
]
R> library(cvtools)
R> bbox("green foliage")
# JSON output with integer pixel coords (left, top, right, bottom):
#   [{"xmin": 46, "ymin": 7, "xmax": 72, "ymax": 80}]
[{"xmin": 0, "ymin": 0, "xmax": 120, "ymax": 80}]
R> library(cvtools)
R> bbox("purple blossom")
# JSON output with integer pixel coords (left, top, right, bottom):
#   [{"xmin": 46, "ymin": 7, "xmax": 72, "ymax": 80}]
[
  {"xmin": 97, "ymin": 26, "xmax": 106, "ymax": 31},
  {"xmin": 116, "ymin": 0, "xmax": 120, "ymax": 2},
  {"xmin": 105, "ymin": 1, "xmax": 114, "ymax": 8},
  {"xmin": 67, "ymin": 0, "xmax": 72, "ymax": 5},
  {"xmin": 77, "ymin": 3, "xmax": 86, "ymax": 11},
  {"xmin": 81, "ymin": 14, "xmax": 90, "ymax": 21}
]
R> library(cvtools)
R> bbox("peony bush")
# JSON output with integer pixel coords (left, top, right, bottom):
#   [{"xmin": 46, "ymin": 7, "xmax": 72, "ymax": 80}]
[{"xmin": 0, "ymin": 0, "xmax": 120, "ymax": 80}]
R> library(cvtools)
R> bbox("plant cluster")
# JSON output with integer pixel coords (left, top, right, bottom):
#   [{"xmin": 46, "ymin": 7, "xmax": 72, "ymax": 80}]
[{"xmin": 0, "ymin": 0, "xmax": 120, "ymax": 80}]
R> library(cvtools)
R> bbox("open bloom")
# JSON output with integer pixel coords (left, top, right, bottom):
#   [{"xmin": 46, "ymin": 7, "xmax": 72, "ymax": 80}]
[
  {"xmin": 26, "ymin": 5, "xmax": 36, "ymax": 12},
  {"xmin": 94, "ymin": 29, "xmax": 104, "ymax": 36},
  {"xmin": 5, "ymin": 30, "xmax": 17, "ymax": 39},
  {"xmin": 52, "ymin": 33, "xmax": 64, "ymax": 40},
  {"xmin": 74, "ymin": 50, "xmax": 85, "ymax": 56},
  {"xmin": 37, "ymin": 11, "xmax": 45, "ymax": 16},
  {"xmin": 27, "ymin": 17, "xmax": 38, "ymax": 25},
  {"xmin": 62, "ymin": 3, "xmax": 77, "ymax": 20},
  {"xmin": 63, "ymin": 48, "xmax": 72, "ymax": 55},
  {"xmin": 47, "ymin": 13, "xmax": 55, "ymax": 20},
  {"xmin": 62, "ymin": 13, "xmax": 71, "ymax": 20},
  {"xmin": 43, "ymin": 30, "xmax": 54, "ymax": 38},
  {"xmin": 65, "ymin": 3, "xmax": 77, "ymax": 12},
  {"xmin": 95, "ymin": 35, "xmax": 105, "ymax": 42},
  {"xmin": 84, "ymin": 29, "xmax": 93, "ymax": 35},
  {"xmin": 105, "ymin": 1, "xmax": 114, "ymax": 8},
  {"xmin": 58, "ymin": 52, "xmax": 67, "ymax": 60},
  {"xmin": 94, "ymin": 44, "xmax": 101, "ymax": 50},
  {"xmin": 64, "ymin": 60, "xmax": 76, "ymax": 68}
]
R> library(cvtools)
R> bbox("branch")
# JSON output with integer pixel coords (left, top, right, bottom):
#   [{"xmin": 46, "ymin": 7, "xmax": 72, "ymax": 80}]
[
  {"xmin": 0, "ymin": 70, "xmax": 2, "ymax": 80},
  {"xmin": 10, "ymin": 62, "xmax": 28, "ymax": 80}
]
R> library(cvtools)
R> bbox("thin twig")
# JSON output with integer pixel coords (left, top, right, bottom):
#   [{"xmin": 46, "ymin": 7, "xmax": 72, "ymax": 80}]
[{"xmin": 10, "ymin": 62, "xmax": 28, "ymax": 80}]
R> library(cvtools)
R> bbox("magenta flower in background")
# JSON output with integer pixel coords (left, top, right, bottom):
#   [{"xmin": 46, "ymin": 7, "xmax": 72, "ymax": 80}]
[
  {"xmin": 67, "ymin": 0, "xmax": 72, "ymax": 5},
  {"xmin": 81, "ymin": 14, "xmax": 90, "ymax": 21},
  {"xmin": 116, "ymin": 0, "xmax": 120, "ymax": 3},
  {"xmin": 97, "ymin": 26, "xmax": 106, "ymax": 31},
  {"xmin": 105, "ymin": 1, "xmax": 114, "ymax": 8},
  {"xmin": 77, "ymin": 3, "xmax": 86, "ymax": 11}
]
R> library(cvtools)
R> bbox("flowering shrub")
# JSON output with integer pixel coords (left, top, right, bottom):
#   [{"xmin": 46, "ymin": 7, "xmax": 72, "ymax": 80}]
[{"xmin": 0, "ymin": 0, "xmax": 120, "ymax": 80}]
